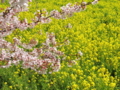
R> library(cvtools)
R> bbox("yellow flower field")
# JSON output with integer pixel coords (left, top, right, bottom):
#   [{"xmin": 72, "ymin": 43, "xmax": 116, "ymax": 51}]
[{"xmin": 0, "ymin": 0, "xmax": 120, "ymax": 90}]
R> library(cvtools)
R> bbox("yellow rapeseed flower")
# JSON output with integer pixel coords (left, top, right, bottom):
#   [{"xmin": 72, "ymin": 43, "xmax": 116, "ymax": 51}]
[
  {"xmin": 62, "ymin": 80, "xmax": 64, "ymax": 83},
  {"xmin": 42, "ymin": 74, "xmax": 46, "ymax": 78},
  {"xmin": 82, "ymin": 80, "xmax": 90, "ymax": 88},
  {"xmin": 71, "ymin": 74, "xmax": 76, "ymax": 80},
  {"xmin": 77, "ymin": 70, "xmax": 83, "ymax": 75},
  {"xmin": 91, "ymin": 66, "xmax": 96, "ymax": 71},
  {"xmin": 87, "ymin": 76, "xmax": 92, "ymax": 81},
  {"xmin": 67, "ymin": 86, "xmax": 70, "ymax": 89},
  {"xmin": 71, "ymin": 83, "xmax": 79, "ymax": 90},
  {"xmin": 28, "ymin": 80, "xmax": 30, "ymax": 82},
  {"xmin": 4, "ymin": 82, "xmax": 7, "ymax": 85},
  {"xmin": 14, "ymin": 72, "xmax": 19, "ymax": 74},
  {"xmin": 22, "ymin": 71, "xmax": 24, "ymax": 73},
  {"xmin": 9, "ymin": 86, "xmax": 13, "ymax": 89},
  {"xmin": 90, "ymin": 81, "xmax": 95, "ymax": 87},
  {"xmin": 109, "ymin": 83, "xmax": 116, "ymax": 88},
  {"xmin": 25, "ymin": 87, "xmax": 28, "ymax": 89},
  {"xmin": 17, "ymin": 69, "xmax": 20, "ymax": 72}
]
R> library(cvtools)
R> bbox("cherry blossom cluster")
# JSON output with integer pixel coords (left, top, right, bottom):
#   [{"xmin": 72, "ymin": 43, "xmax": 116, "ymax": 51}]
[
  {"xmin": 0, "ymin": 33, "xmax": 64, "ymax": 74},
  {"xmin": 9, "ymin": 0, "xmax": 32, "ymax": 11},
  {"xmin": 0, "ymin": 0, "xmax": 99, "ymax": 74}
]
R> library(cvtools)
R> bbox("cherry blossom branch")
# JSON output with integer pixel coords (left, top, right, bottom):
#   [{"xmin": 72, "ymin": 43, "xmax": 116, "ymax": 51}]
[
  {"xmin": 0, "ymin": 0, "xmax": 99, "ymax": 74},
  {"xmin": 0, "ymin": 0, "xmax": 100, "ymax": 38}
]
